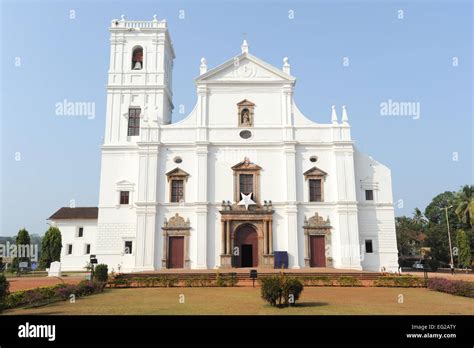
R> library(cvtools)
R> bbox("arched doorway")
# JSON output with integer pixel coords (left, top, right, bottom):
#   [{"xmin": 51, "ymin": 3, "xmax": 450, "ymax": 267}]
[{"xmin": 234, "ymin": 224, "xmax": 258, "ymax": 267}]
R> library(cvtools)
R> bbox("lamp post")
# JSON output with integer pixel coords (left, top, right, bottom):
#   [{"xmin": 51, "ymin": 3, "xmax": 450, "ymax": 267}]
[{"xmin": 441, "ymin": 206, "xmax": 454, "ymax": 273}]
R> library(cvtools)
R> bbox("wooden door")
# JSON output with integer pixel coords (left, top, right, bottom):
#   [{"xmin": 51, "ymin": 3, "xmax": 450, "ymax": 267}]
[
  {"xmin": 168, "ymin": 236, "xmax": 184, "ymax": 268},
  {"xmin": 310, "ymin": 235, "xmax": 326, "ymax": 267}
]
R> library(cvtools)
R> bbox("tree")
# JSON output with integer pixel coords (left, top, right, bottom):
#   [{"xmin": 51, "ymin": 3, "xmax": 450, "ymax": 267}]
[
  {"xmin": 39, "ymin": 227, "xmax": 62, "ymax": 269},
  {"xmin": 13, "ymin": 229, "xmax": 31, "ymax": 272},
  {"xmin": 424, "ymin": 224, "xmax": 450, "ymax": 264},
  {"xmin": 454, "ymin": 185, "xmax": 474, "ymax": 228},
  {"xmin": 412, "ymin": 208, "xmax": 427, "ymax": 227},
  {"xmin": 456, "ymin": 229, "xmax": 471, "ymax": 268},
  {"xmin": 424, "ymin": 191, "xmax": 459, "ymax": 227},
  {"xmin": 395, "ymin": 209, "xmax": 426, "ymax": 257}
]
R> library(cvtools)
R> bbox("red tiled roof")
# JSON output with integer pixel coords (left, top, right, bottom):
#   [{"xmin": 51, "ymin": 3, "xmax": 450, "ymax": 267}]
[{"xmin": 48, "ymin": 207, "xmax": 98, "ymax": 220}]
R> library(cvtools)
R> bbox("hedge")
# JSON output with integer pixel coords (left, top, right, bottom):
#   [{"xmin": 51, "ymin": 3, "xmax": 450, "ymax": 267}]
[
  {"xmin": 427, "ymin": 277, "xmax": 474, "ymax": 298},
  {"xmin": 260, "ymin": 275, "xmax": 304, "ymax": 307},
  {"xmin": 373, "ymin": 276, "xmax": 425, "ymax": 288},
  {"xmin": 109, "ymin": 274, "xmax": 238, "ymax": 288},
  {"xmin": 0, "ymin": 274, "xmax": 9, "ymax": 313},
  {"xmin": 5, "ymin": 280, "xmax": 106, "ymax": 309}
]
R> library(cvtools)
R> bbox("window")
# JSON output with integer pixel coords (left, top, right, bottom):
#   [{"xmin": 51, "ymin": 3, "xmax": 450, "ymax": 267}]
[
  {"xmin": 78, "ymin": 227, "xmax": 83, "ymax": 238},
  {"xmin": 365, "ymin": 240, "xmax": 373, "ymax": 253},
  {"xmin": 239, "ymin": 174, "xmax": 254, "ymax": 197},
  {"xmin": 124, "ymin": 241, "xmax": 133, "ymax": 254},
  {"xmin": 365, "ymin": 189, "xmax": 374, "ymax": 201},
  {"xmin": 120, "ymin": 191, "xmax": 130, "ymax": 205},
  {"xmin": 127, "ymin": 107, "xmax": 141, "ymax": 136},
  {"xmin": 309, "ymin": 179, "xmax": 322, "ymax": 202},
  {"xmin": 171, "ymin": 179, "xmax": 184, "ymax": 203},
  {"xmin": 85, "ymin": 244, "xmax": 91, "ymax": 255},
  {"xmin": 131, "ymin": 46, "xmax": 143, "ymax": 70},
  {"xmin": 66, "ymin": 244, "xmax": 73, "ymax": 255}
]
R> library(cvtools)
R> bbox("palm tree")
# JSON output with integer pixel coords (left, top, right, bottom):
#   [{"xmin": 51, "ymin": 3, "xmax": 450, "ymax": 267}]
[
  {"xmin": 454, "ymin": 185, "xmax": 474, "ymax": 228},
  {"xmin": 412, "ymin": 208, "xmax": 426, "ymax": 227}
]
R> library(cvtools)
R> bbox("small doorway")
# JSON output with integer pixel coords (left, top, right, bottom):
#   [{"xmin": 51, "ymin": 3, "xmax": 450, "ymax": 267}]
[
  {"xmin": 168, "ymin": 236, "xmax": 184, "ymax": 268},
  {"xmin": 241, "ymin": 245, "xmax": 253, "ymax": 267},
  {"xmin": 310, "ymin": 235, "xmax": 326, "ymax": 267},
  {"xmin": 235, "ymin": 224, "xmax": 258, "ymax": 267}
]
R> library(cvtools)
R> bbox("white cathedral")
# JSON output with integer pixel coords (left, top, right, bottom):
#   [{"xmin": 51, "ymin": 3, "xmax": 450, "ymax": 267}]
[{"xmin": 49, "ymin": 16, "xmax": 399, "ymax": 273}]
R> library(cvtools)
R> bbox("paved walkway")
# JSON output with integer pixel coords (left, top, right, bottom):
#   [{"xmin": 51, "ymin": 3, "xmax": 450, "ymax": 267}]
[{"xmin": 7, "ymin": 276, "xmax": 85, "ymax": 292}]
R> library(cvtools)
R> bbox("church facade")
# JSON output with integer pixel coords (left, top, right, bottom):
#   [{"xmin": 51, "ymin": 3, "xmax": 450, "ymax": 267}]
[{"xmin": 49, "ymin": 16, "xmax": 399, "ymax": 273}]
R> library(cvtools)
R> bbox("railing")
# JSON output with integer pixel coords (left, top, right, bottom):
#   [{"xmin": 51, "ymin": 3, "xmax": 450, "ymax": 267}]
[{"xmin": 111, "ymin": 16, "xmax": 167, "ymax": 29}]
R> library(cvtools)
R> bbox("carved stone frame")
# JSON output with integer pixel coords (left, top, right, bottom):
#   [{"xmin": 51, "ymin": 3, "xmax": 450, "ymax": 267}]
[
  {"xmin": 303, "ymin": 166, "xmax": 328, "ymax": 202},
  {"xmin": 161, "ymin": 213, "xmax": 191, "ymax": 269},
  {"xmin": 219, "ymin": 210, "xmax": 274, "ymax": 269},
  {"xmin": 303, "ymin": 212, "xmax": 332, "ymax": 268},
  {"xmin": 231, "ymin": 157, "xmax": 262, "ymax": 204},
  {"xmin": 165, "ymin": 167, "xmax": 189, "ymax": 203},
  {"xmin": 237, "ymin": 99, "xmax": 255, "ymax": 127}
]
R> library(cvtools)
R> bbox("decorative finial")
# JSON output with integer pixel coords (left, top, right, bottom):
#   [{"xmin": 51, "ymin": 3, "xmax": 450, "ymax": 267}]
[
  {"xmin": 331, "ymin": 105, "xmax": 338, "ymax": 124},
  {"xmin": 282, "ymin": 57, "xmax": 291, "ymax": 74},
  {"xmin": 120, "ymin": 14, "xmax": 125, "ymax": 21},
  {"xmin": 241, "ymin": 39, "xmax": 249, "ymax": 54},
  {"xmin": 342, "ymin": 105, "xmax": 349, "ymax": 124},
  {"xmin": 200, "ymin": 57, "xmax": 207, "ymax": 75},
  {"xmin": 152, "ymin": 14, "xmax": 157, "ymax": 21}
]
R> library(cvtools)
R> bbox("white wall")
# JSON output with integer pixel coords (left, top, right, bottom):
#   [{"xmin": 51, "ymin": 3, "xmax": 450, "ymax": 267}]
[{"xmin": 52, "ymin": 220, "xmax": 97, "ymax": 272}]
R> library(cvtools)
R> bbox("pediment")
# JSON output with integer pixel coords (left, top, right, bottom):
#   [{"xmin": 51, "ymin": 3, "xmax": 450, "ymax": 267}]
[
  {"xmin": 231, "ymin": 157, "xmax": 262, "ymax": 171},
  {"xmin": 196, "ymin": 53, "xmax": 295, "ymax": 83},
  {"xmin": 303, "ymin": 166, "xmax": 328, "ymax": 178},
  {"xmin": 165, "ymin": 167, "xmax": 190, "ymax": 181}
]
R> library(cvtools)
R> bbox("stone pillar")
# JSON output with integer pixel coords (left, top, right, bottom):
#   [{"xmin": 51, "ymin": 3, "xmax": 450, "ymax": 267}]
[
  {"xmin": 221, "ymin": 220, "xmax": 226, "ymax": 254},
  {"xmin": 269, "ymin": 220, "xmax": 273, "ymax": 254},
  {"xmin": 226, "ymin": 220, "xmax": 231, "ymax": 255},
  {"xmin": 263, "ymin": 220, "xmax": 268, "ymax": 255},
  {"xmin": 162, "ymin": 233, "xmax": 167, "ymax": 268}
]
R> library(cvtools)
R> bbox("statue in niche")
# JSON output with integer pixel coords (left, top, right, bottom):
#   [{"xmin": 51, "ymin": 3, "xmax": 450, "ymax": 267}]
[{"xmin": 241, "ymin": 108, "xmax": 251, "ymax": 126}]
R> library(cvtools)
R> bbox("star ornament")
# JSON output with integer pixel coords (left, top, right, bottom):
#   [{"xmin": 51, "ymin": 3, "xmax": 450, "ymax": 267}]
[{"xmin": 237, "ymin": 192, "xmax": 256, "ymax": 210}]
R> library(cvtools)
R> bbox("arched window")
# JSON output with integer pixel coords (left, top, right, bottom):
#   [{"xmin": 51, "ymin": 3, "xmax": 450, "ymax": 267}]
[{"xmin": 132, "ymin": 46, "xmax": 143, "ymax": 70}]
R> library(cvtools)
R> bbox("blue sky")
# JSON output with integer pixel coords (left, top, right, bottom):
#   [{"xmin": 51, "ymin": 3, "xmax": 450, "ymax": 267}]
[{"xmin": 1, "ymin": 0, "xmax": 472, "ymax": 236}]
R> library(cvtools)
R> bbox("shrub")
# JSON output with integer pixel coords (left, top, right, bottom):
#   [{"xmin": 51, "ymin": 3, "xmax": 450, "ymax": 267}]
[
  {"xmin": 337, "ymin": 276, "xmax": 362, "ymax": 287},
  {"xmin": 260, "ymin": 277, "xmax": 282, "ymax": 307},
  {"xmin": 198, "ymin": 276, "xmax": 212, "ymax": 287},
  {"xmin": 54, "ymin": 284, "xmax": 77, "ymax": 300},
  {"xmin": 110, "ymin": 277, "xmax": 131, "ymax": 288},
  {"xmin": 215, "ymin": 272, "xmax": 227, "ymax": 287},
  {"xmin": 427, "ymin": 277, "xmax": 474, "ymax": 298},
  {"xmin": 0, "ymin": 274, "xmax": 9, "ymax": 312},
  {"xmin": 184, "ymin": 278, "xmax": 198, "ymax": 287},
  {"xmin": 260, "ymin": 275, "xmax": 304, "ymax": 307},
  {"xmin": 156, "ymin": 276, "xmax": 178, "ymax": 287},
  {"xmin": 282, "ymin": 278, "xmax": 304, "ymax": 306},
  {"xmin": 94, "ymin": 264, "xmax": 108, "ymax": 282}
]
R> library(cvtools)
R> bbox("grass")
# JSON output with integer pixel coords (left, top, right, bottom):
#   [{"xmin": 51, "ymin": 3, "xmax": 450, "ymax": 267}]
[{"xmin": 4, "ymin": 287, "xmax": 474, "ymax": 315}]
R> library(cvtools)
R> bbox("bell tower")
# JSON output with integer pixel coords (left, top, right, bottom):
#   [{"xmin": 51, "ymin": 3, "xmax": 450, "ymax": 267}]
[
  {"xmin": 97, "ymin": 15, "xmax": 175, "ymax": 272},
  {"xmin": 104, "ymin": 14, "xmax": 175, "ymax": 144}
]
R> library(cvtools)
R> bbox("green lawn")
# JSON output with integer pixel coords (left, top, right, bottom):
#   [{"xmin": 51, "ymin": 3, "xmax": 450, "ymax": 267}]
[{"xmin": 4, "ymin": 287, "xmax": 474, "ymax": 315}]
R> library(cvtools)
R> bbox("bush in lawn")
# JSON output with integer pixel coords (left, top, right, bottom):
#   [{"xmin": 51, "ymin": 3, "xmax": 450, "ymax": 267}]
[
  {"xmin": 260, "ymin": 275, "xmax": 304, "ymax": 307},
  {"xmin": 94, "ymin": 264, "xmax": 108, "ymax": 282},
  {"xmin": 427, "ymin": 278, "xmax": 474, "ymax": 298},
  {"xmin": 0, "ymin": 274, "xmax": 9, "ymax": 312},
  {"xmin": 282, "ymin": 277, "xmax": 304, "ymax": 306},
  {"xmin": 260, "ymin": 277, "xmax": 282, "ymax": 307}
]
